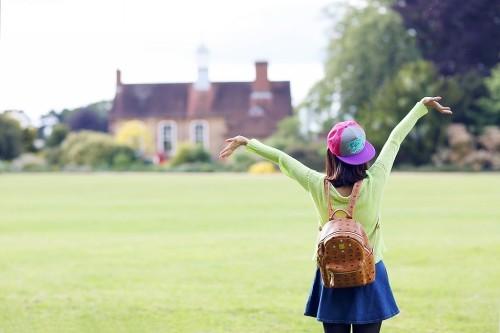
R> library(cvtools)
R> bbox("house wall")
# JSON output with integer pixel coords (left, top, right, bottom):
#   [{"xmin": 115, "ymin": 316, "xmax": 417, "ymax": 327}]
[{"xmin": 111, "ymin": 117, "xmax": 228, "ymax": 160}]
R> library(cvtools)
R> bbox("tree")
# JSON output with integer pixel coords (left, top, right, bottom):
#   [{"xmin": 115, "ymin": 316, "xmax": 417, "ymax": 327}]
[
  {"xmin": 477, "ymin": 64, "xmax": 500, "ymax": 128},
  {"xmin": 263, "ymin": 115, "xmax": 325, "ymax": 171},
  {"xmin": 308, "ymin": 3, "xmax": 420, "ymax": 121},
  {"xmin": 62, "ymin": 101, "xmax": 111, "ymax": 132},
  {"xmin": 264, "ymin": 115, "xmax": 305, "ymax": 150},
  {"xmin": 66, "ymin": 105, "xmax": 109, "ymax": 132},
  {"xmin": 393, "ymin": 0, "xmax": 500, "ymax": 76},
  {"xmin": 0, "ymin": 115, "xmax": 23, "ymax": 160},
  {"xmin": 357, "ymin": 60, "xmax": 455, "ymax": 165},
  {"xmin": 45, "ymin": 124, "xmax": 69, "ymax": 148},
  {"xmin": 22, "ymin": 127, "xmax": 38, "ymax": 153},
  {"xmin": 446, "ymin": 71, "xmax": 489, "ymax": 135},
  {"xmin": 40, "ymin": 101, "xmax": 111, "ymax": 137}
]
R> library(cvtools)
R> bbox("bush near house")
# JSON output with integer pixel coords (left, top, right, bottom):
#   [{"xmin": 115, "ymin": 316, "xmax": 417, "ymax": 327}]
[
  {"xmin": 169, "ymin": 143, "xmax": 212, "ymax": 167},
  {"xmin": 59, "ymin": 131, "xmax": 139, "ymax": 169},
  {"xmin": 115, "ymin": 120, "xmax": 153, "ymax": 155}
]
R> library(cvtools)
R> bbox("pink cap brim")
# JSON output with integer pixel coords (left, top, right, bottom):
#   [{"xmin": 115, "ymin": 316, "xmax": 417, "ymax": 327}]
[{"xmin": 336, "ymin": 141, "xmax": 376, "ymax": 165}]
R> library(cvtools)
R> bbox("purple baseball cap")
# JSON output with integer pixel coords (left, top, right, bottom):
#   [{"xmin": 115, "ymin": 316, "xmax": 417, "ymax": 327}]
[{"xmin": 327, "ymin": 120, "xmax": 376, "ymax": 165}]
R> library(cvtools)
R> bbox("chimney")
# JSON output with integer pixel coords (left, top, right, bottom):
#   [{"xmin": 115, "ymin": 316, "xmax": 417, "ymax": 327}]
[
  {"xmin": 252, "ymin": 61, "xmax": 271, "ymax": 100},
  {"xmin": 116, "ymin": 69, "xmax": 122, "ymax": 86}
]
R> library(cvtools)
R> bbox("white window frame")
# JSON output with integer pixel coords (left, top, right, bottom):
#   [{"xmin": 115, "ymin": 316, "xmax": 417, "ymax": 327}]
[
  {"xmin": 248, "ymin": 105, "xmax": 265, "ymax": 117},
  {"xmin": 189, "ymin": 119, "xmax": 209, "ymax": 149},
  {"xmin": 157, "ymin": 120, "xmax": 177, "ymax": 156}
]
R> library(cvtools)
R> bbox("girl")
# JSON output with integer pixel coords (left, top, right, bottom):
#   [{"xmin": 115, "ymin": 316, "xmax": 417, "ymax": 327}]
[{"xmin": 218, "ymin": 97, "xmax": 452, "ymax": 333}]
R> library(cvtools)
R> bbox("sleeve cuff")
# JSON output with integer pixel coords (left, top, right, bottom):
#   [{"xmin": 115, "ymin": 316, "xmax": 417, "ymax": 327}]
[
  {"xmin": 414, "ymin": 101, "xmax": 429, "ymax": 117},
  {"xmin": 245, "ymin": 138, "xmax": 261, "ymax": 152}
]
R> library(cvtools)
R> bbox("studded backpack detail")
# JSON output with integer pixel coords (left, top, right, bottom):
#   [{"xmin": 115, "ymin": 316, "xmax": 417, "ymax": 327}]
[{"xmin": 316, "ymin": 177, "xmax": 376, "ymax": 288}]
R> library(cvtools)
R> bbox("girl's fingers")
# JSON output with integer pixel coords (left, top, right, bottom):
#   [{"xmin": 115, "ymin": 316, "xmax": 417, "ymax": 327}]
[
  {"xmin": 426, "ymin": 98, "xmax": 452, "ymax": 114},
  {"xmin": 219, "ymin": 144, "xmax": 236, "ymax": 158},
  {"xmin": 439, "ymin": 107, "xmax": 452, "ymax": 114},
  {"xmin": 219, "ymin": 139, "xmax": 247, "ymax": 159},
  {"xmin": 434, "ymin": 101, "xmax": 446, "ymax": 109}
]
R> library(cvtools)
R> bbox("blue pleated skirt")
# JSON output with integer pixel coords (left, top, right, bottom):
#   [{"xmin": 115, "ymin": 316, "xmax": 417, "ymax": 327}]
[{"xmin": 304, "ymin": 260, "xmax": 399, "ymax": 324}]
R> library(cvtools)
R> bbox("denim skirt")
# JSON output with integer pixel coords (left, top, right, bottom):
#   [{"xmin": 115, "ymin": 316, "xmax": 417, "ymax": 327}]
[{"xmin": 304, "ymin": 260, "xmax": 399, "ymax": 324}]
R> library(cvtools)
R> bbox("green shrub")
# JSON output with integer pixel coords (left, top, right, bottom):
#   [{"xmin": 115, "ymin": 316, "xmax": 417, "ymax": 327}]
[
  {"xmin": 112, "ymin": 152, "xmax": 134, "ymax": 170},
  {"xmin": 44, "ymin": 147, "xmax": 63, "ymax": 167},
  {"xmin": 169, "ymin": 143, "xmax": 211, "ymax": 167},
  {"xmin": 11, "ymin": 153, "xmax": 47, "ymax": 172},
  {"xmin": 60, "ymin": 131, "xmax": 138, "ymax": 168},
  {"xmin": 46, "ymin": 124, "xmax": 69, "ymax": 148},
  {"xmin": 0, "ymin": 161, "xmax": 9, "ymax": 172},
  {"xmin": 227, "ymin": 149, "xmax": 261, "ymax": 171}
]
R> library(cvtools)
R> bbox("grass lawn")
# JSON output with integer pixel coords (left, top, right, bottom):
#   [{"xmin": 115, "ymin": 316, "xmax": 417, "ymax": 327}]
[{"xmin": 0, "ymin": 172, "xmax": 498, "ymax": 333}]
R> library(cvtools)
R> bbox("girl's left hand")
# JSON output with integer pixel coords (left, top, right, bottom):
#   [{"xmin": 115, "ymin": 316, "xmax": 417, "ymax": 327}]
[
  {"xmin": 218, "ymin": 136, "xmax": 249, "ymax": 159},
  {"xmin": 420, "ymin": 96, "xmax": 453, "ymax": 115}
]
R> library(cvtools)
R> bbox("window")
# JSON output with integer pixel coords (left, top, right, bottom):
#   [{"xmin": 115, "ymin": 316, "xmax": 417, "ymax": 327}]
[
  {"xmin": 157, "ymin": 121, "xmax": 177, "ymax": 156},
  {"xmin": 248, "ymin": 105, "xmax": 264, "ymax": 117},
  {"xmin": 190, "ymin": 120, "xmax": 209, "ymax": 149}
]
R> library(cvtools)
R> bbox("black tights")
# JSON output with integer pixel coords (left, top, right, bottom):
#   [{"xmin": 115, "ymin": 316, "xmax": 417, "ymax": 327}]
[{"xmin": 323, "ymin": 322, "xmax": 382, "ymax": 333}]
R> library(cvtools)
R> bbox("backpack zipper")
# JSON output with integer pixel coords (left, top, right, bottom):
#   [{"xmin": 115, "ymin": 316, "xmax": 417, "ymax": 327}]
[{"xmin": 320, "ymin": 231, "xmax": 373, "ymax": 253}]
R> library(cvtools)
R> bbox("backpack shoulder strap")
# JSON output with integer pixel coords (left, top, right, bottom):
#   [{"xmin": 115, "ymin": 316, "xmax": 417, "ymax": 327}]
[
  {"xmin": 323, "ymin": 177, "xmax": 334, "ymax": 219},
  {"xmin": 347, "ymin": 179, "xmax": 364, "ymax": 217}
]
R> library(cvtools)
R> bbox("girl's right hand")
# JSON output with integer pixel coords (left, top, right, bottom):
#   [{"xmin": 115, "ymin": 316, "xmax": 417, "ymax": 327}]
[
  {"xmin": 218, "ymin": 135, "xmax": 249, "ymax": 159},
  {"xmin": 420, "ymin": 96, "xmax": 453, "ymax": 115}
]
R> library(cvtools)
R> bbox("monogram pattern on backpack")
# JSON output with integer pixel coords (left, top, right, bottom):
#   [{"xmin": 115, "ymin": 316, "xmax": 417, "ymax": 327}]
[{"xmin": 316, "ymin": 177, "xmax": 375, "ymax": 288}]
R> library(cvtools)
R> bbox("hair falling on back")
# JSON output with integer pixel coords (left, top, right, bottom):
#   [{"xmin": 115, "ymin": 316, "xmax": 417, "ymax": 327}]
[{"xmin": 325, "ymin": 149, "xmax": 369, "ymax": 187}]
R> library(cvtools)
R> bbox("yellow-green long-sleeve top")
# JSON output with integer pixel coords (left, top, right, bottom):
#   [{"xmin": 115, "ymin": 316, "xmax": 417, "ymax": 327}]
[{"xmin": 245, "ymin": 101, "xmax": 429, "ymax": 263}]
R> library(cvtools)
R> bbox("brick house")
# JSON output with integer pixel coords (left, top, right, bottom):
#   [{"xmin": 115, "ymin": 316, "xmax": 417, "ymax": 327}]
[{"xmin": 109, "ymin": 48, "xmax": 293, "ymax": 160}]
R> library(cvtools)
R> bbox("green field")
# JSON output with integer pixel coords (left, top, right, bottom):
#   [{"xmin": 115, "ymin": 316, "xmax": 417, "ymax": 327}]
[{"xmin": 0, "ymin": 173, "xmax": 498, "ymax": 333}]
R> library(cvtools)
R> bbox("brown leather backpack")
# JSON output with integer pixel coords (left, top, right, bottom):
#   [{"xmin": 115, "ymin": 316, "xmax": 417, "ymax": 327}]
[{"xmin": 316, "ymin": 177, "xmax": 375, "ymax": 288}]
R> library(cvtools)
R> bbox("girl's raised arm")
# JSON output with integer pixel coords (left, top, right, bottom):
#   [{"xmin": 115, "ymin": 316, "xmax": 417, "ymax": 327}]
[
  {"xmin": 219, "ymin": 136, "xmax": 321, "ymax": 192},
  {"xmin": 369, "ymin": 96, "xmax": 452, "ymax": 185}
]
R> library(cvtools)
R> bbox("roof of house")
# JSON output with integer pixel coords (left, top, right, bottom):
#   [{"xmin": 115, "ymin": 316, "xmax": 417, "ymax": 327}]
[{"xmin": 111, "ymin": 80, "xmax": 293, "ymax": 137}]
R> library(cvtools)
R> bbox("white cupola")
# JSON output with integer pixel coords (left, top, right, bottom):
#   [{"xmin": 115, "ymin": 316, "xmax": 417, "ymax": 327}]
[{"xmin": 194, "ymin": 44, "xmax": 210, "ymax": 91}]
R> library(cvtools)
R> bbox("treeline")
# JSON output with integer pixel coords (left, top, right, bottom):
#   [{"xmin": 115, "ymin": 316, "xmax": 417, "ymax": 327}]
[
  {"xmin": 0, "ymin": 104, "xmax": 266, "ymax": 172},
  {"xmin": 0, "ymin": 103, "xmax": 136, "ymax": 171},
  {"xmin": 290, "ymin": 0, "xmax": 500, "ymax": 171}
]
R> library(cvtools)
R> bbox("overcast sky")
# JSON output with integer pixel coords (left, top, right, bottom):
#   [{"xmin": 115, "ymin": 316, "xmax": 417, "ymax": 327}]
[{"xmin": 0, "ymin": 0, "xmax": 337, "ymax": 123}]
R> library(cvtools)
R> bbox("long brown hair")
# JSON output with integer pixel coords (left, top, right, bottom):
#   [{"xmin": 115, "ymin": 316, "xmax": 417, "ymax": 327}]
[{"xmin": 325, "ymin": 149, "xmax": 368, "ymax": 187}]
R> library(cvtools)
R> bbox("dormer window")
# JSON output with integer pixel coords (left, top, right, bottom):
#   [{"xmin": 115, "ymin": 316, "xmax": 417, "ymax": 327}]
[{"xmin": 248, "ymin": 105, "xmax": 265, "ymax": 117}]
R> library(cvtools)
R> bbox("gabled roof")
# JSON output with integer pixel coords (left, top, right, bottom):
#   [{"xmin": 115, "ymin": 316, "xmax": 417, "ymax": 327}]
[{"xmin": 110, "ymin": 80, "xmax": 293, "ymax": 137}]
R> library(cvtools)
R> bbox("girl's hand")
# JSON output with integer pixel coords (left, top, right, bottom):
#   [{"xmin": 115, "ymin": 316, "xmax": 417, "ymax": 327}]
[
  {"xmin": 218, "ymin": 135, "xmax": 249, "ymax": 159},
  {"xmin": 420, "ymin": 96, "xmax": 453, "ymax": 115}
]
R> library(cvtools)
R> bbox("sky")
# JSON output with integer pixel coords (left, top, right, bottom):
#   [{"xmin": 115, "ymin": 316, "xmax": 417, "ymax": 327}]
[{"xmin": 0, "ymin": 0, "xmax": 336, "ymax": 124}]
